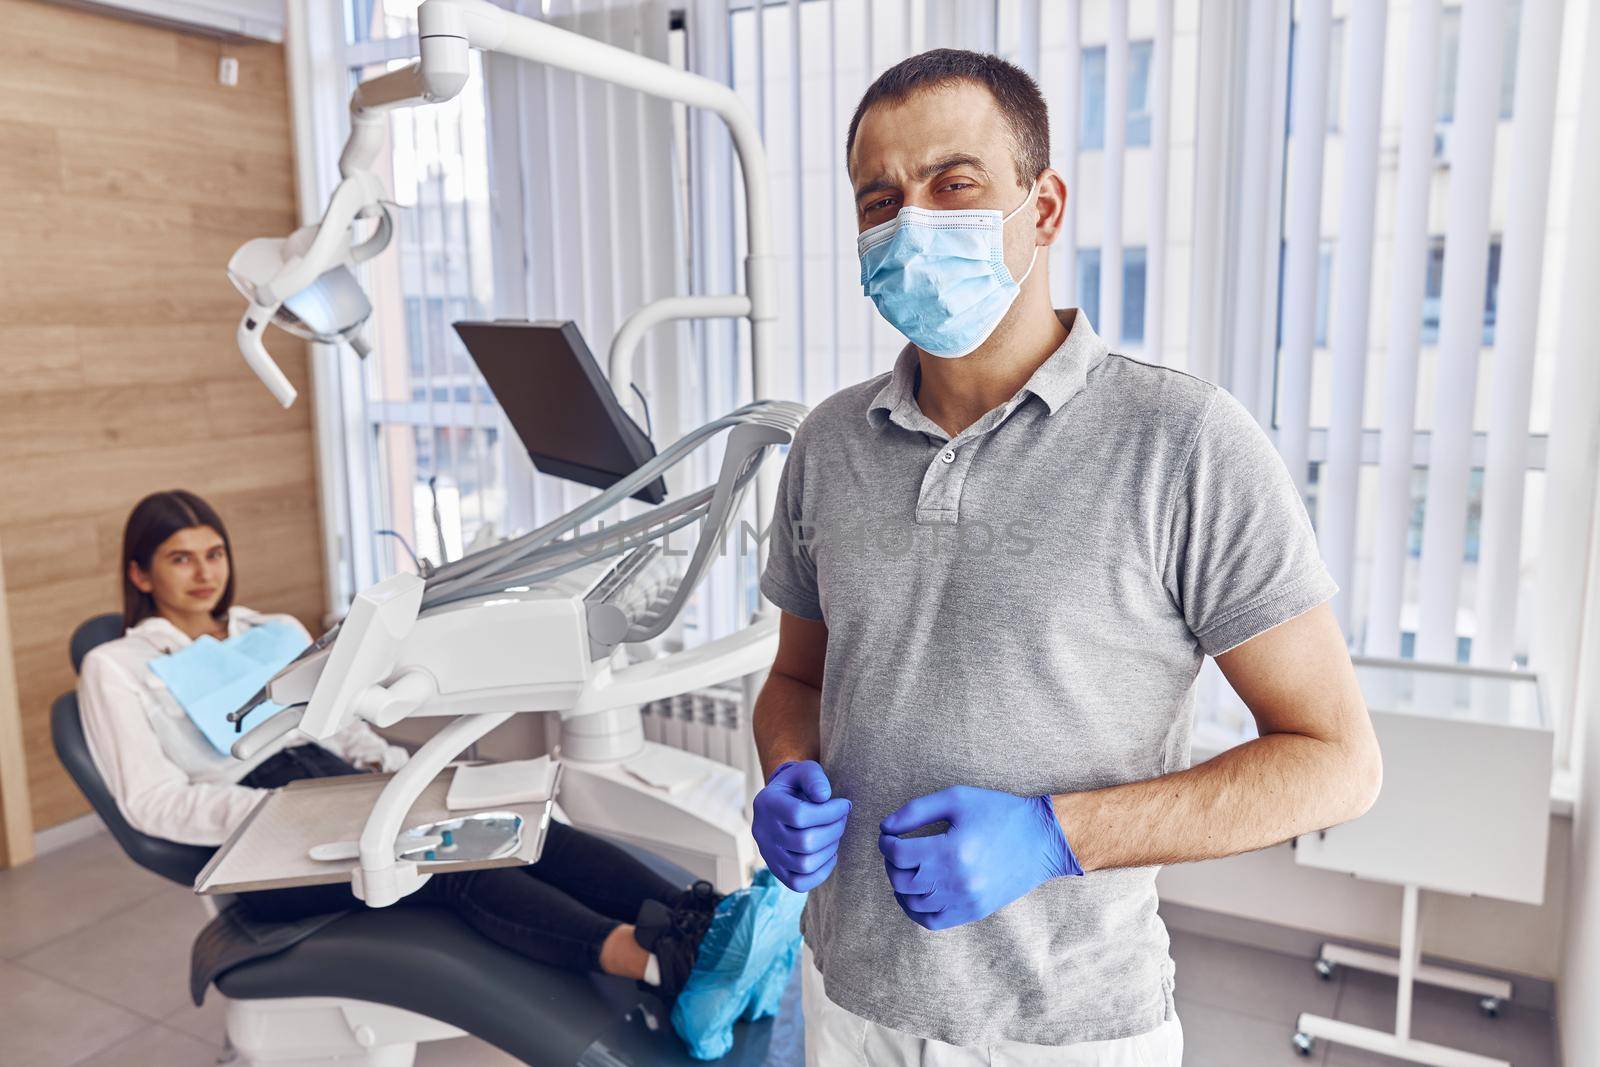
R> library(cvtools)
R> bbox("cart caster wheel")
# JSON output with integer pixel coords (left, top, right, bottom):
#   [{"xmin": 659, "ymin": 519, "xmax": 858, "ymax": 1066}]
[
  {"xmin": 1292, "ymin": 1031, "xmax": 1315, "ymax": 1056},
  {"xmin": 1313, "ymin": 957, "xmax": 1337, "ymax": 980},
  {"xmin": 1479, "ymin": 996, "xmax": 1503, "ymax": 1018}
]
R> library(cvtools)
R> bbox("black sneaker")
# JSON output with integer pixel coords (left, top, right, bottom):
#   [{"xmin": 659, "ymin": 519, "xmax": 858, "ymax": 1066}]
[
  {"xmin": 632, "ymin": 892, "xmax": 718, "ymax": 1006},
  {"xmin": 672, "ymin": 879, "xmax": 724, "ymax": 918}
]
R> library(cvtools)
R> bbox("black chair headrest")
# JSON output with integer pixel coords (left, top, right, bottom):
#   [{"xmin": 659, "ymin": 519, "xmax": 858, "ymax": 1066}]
[
  {"xmin": 53, "ymin": 616, "xmax": 217, "ymax": 887},
  {"xmin": 70, "ymin": 613, "xmax": 126, "ymax": 675}
]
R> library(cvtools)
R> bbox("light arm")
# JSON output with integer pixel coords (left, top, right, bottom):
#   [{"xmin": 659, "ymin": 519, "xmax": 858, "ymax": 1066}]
[
  {"xmin": 238, "ymin": 0, "xmax": 782, "ymax": 572},
  {"xmin": 418, "ymin": 0, "xmax": 781, "ymax": 573}
]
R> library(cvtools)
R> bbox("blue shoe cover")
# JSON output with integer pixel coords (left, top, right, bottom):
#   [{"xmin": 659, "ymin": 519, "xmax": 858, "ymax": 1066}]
[
  {"xmin": 670, "ymin": 869, "xmax": 805, "ymax": 1059},
  {"xmin": 740, "ymin": 934, "xmax": 800, "ymax": 1022}
]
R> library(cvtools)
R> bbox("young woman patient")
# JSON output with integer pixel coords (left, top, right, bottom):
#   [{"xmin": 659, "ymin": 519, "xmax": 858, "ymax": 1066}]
[{"xmin": 79, "ymin": 489, "xmax": 798, "ymax": 1056}]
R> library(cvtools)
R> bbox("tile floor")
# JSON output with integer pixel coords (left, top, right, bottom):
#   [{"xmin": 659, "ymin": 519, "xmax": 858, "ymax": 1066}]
[{"xmin": 0, "ymin": 832, "xmax": 1561, "ymax": 1066}]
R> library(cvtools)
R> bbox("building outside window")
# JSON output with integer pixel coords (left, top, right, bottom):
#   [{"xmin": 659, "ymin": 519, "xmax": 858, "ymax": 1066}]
[
  {"xmin": 1420, "ymin": 237, "xmax": 1502, "ymax": 346},
  {"xmin": 1287, "ymin": 18, "xmax": 1345, "ymax": 134},
  {"xmin": 1436, "ymin": 1, "xmax": 1520, "ymax": 125},
  {"xmin": 1121, "ymin": 247, "xmax": 1147, "ymax": 346},
  {"xmin": 1076, "ymin": 247, "xmax": 1101, "ymax": 331},
  {"xmin": 1075, "ymin": 246, "xmax": 1147, "ymax": 347},
  {"xmin": 1274, "ymin": 239, "xmax": 1334, "ymax": 349},
  {"xmin": 1080, "ymin": 40, "xmax": 1153, "ymax": 151}
]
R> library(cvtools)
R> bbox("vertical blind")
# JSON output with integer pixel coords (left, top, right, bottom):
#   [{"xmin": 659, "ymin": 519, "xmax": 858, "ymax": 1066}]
[{"xmin": 329, "ymin": 0, "xmax": 1600, "ymax": 767}]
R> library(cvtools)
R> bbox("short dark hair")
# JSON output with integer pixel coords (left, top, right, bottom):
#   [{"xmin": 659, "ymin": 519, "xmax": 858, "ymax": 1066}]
[
  {"xmin": 846, "ymin": 48, "xmax": 1050, "ymax": 191},
  {"xmin": 120, "ymin": 490, "xmax": 236, "ymax": 630}
]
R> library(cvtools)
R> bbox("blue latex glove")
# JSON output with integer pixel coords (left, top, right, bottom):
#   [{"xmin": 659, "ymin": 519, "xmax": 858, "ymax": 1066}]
[
  {"xmin": 878, "ymin": 784, "xmax": 1083, "ymax": 931},
  {"xmin": 751, "ymin": 760, "xmax": 852, "ymax": 892}
]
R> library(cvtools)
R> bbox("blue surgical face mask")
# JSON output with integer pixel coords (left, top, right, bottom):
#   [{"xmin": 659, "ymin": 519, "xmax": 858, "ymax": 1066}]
[{"xmin": 857, "ymin": 180, "xmax": 1039, "ymax": 358}]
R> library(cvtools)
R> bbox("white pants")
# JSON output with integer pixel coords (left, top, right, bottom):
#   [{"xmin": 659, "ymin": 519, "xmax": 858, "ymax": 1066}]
[{"xmin": 801, "ymin": 943, "xmax": 1183, "ymax": 1066}]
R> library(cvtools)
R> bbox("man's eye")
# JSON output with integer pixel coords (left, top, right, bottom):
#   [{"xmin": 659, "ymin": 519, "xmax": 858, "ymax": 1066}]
[
  {"xmin": 943, "ymin": 181, "xmax": 975, "ymax": 193},
  {"xmin": 866, "ymin": 197, "xmax": 895, "ymax": 213}
]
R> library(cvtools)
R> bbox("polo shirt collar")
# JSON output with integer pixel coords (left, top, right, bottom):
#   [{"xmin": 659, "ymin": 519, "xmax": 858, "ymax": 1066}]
[{"xmin": 867, "ymin": 308, "xmax": 1108, "ymax": 431}]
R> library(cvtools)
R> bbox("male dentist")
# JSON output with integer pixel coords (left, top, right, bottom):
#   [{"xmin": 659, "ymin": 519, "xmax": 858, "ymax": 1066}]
[{"xmin": 750, "ymin": 49, "xmax": 1382, "ymax": 1065}]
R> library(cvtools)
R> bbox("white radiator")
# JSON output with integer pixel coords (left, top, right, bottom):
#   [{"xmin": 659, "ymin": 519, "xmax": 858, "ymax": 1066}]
[{"xmin": 640, "ymin": 685, "xmax": 761, "ymax": 797}]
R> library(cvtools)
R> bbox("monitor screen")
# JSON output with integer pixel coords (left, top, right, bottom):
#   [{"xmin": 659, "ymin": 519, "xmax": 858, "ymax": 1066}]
[{"xmin": 452, "ymin": 320, "xmax": 667, "ymax": 505}]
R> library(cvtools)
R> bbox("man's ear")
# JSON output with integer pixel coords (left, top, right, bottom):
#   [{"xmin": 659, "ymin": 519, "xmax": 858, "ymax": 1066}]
[
  {"xmin": 1033, "ymin": 167, "xmax": 1068, "ymax": 243},
  {"xmin": 128, "ymin": 560, "xmax": 153, "ymax": 594}
]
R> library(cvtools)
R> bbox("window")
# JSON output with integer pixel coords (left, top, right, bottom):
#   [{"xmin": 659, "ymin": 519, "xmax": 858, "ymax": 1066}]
[
  {"xmin": 1315, "ymin": 241, "xmax": 1332, "ymax": 348},
  {"xmin": 1122, "ymin": 247, "xmax": 1147, "ymax": 346},
  {"xmin": 1395, "ymin": 632, "xmax": 1472, "ymax": 664},
  {"xmin": 1079, "ymin": 40, "xmax": 1154, "ymax": 151},
  {"xmin": 1327, "ymin": 19, "xmax": 1343, "ymax": 132},
  {"xmin": 1080, "ymin": 47, "xmax": 1106, "ymax": 151},
  {"xmin": 403, "ymin": 298, "xmax": 427, "ymax": 379},
  {"xmin": 1073, "ymin": 247, "xmax": 1147, "ymax": 346},
  {"xmin": 1406, "ymin": 467, "xmax": 1485, "ymax": 564},
  {"xmin": 1482, "ymin": 240, "xmax": 1502, "ymax": 344},
  {"xmin": 1436, "ymin": 1, "xmax": 1521, "ymax": 124},
  {"xmin": 1401, "ymin": 632, "xmax": 1476, "ymax": 665},
  {"xmin": 402, "ymin": 296, "xmax": 479, "ymax": 397},
  {"xmin": 1420, "ymin": 237, "xmax": 1502, "ymax": 346},
  {"xmin": 1182, "ymin": 0, "xmax": 1565, "ymax": 749},
  {"xmin": 1272, "ymin": 239, "xmax": 1333, "ymax": 348},
  {"xmin": 1286, "ymin": 18, "xmax": 1345, "ymax": 134},
  {"xmin": 337, "ymin": 11, "xmax": 502, "ymax": 582},
  {"xmin": 1076, "ymin": 248, "xmax": 1101, "ymax": 329},
  {"xmin": 1126, "ymin": 41, "xmax": 1153, "ymax": 147}
]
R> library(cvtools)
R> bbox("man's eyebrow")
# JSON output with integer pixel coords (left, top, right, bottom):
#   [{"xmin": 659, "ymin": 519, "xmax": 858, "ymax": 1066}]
[{"xmin": 853, "ymin": 154, "xmax": 992, "ymax": 202}]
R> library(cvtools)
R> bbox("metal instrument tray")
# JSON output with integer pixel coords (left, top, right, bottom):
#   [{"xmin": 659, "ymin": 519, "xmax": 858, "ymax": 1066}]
[{"xmin": 194, "ymin": 763, "xmax": 558, "ymax": 895}]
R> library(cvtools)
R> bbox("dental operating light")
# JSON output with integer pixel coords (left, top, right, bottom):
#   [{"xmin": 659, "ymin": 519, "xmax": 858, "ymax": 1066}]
[{"xmin": 228, "ymin": 173, "xmax": 396, "ymax": 407}]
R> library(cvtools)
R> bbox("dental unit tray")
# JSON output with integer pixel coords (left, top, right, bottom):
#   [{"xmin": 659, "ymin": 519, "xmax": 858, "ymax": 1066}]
[
  {"xmin": 194, "ymin": 762, "xmax": 559, "ymax": 895},
  {"xmin": 220, "ymin": 401, "xmax": 801, "ymax": 906}
]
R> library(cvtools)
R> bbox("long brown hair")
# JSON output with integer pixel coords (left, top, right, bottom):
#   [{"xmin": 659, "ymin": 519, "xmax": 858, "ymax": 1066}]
[{"xmin": 120, "ymin": 491, "xmax": 236, "ymax": 630}]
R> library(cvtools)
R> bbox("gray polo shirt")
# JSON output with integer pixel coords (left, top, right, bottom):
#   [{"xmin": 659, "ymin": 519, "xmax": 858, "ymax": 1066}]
[{"xmin": 759, "ymin": 308, "xmax": 1338, "ymax": 1047}]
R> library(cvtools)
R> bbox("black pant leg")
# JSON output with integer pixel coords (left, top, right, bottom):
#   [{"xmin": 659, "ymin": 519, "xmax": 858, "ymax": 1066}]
[
  {"xmin": 428, "ymin": 867, "xmax": 619, "ymax": 972},
  {"xmin": 237, "ymin": 867, "xmax": 619, "ymax": 974},
  {"xmin": 239, "ymin": 744, "xmax": 361, "ymax": 789},
  {"xmin": 235, "ymin": 880, "xmax": 368, "ymax": 923},
  {"xmin": 520, "ymin": 819, "xmax": 687, "ymax": 924}
]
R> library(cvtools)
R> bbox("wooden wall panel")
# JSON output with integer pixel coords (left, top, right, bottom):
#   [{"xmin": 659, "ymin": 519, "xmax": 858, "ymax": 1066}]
[
  {"xmin": 0, "ymin": 541, "xmax": 35, "ymax": 865},
  {"xmin": 0, "ymin": 0, "xmax": 328, "ymax": 834}
]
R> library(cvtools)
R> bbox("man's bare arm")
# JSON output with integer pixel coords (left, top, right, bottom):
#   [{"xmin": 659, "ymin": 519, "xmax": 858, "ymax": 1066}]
[
  {"xmin": 752, "ymin": 611, "xmax": 830, "ymax": 782},
  {"xmin": 1051, "ymin": 602, "xmax": 1383, "ymax": 872}
]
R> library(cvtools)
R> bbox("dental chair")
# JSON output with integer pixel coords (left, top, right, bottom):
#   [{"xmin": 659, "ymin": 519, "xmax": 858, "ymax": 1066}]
[{"xmin": 51, "ymin": 614, "xmax": 792, "ymax": 1066}]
